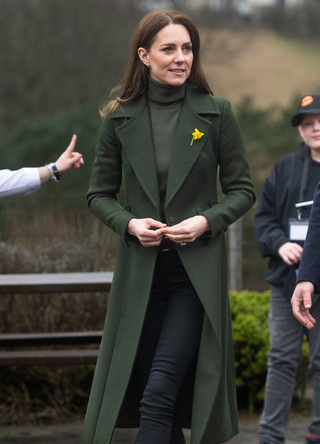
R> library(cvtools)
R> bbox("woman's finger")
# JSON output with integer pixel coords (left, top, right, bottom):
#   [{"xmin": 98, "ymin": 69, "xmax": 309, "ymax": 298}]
[{"xmin": 147, "ymin": 219, "xmax": 167, "ymax": 229}]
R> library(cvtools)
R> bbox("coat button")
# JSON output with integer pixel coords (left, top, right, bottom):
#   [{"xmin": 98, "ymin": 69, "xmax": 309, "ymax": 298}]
[
  {"xmin": 169, "ymin": 216, "xmax": 175, "ymax": 223},
  {"xmin": 196, "ymin": 208, "xmax": 202, "ymax": 214}
]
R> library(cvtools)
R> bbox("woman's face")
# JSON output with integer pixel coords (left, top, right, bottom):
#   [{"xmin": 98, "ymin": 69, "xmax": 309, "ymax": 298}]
[{"xmin": 138, "ymin": 24, "xmax": 193, "ymax": 86}]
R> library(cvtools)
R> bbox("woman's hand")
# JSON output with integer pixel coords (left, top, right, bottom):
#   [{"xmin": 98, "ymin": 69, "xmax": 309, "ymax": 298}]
[
  {"xmin": 278, "ymin": 242, "xmax": 303, "ymax": 266},
  {"xmin": 127, "ymin": 218, "xmax": 167, "ymax": 247},
  {"xmin": 162, "ymin": 215, "xmax": 210, "ymax": 244}
]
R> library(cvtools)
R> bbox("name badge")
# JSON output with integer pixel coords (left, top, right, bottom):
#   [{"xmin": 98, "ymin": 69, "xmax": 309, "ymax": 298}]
[{"xmin": 289, "ymin": 218, "xmax": 309, "ymax": 241}]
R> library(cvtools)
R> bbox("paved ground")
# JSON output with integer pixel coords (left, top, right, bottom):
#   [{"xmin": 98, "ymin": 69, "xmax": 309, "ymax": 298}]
[
  {"xmin": 0, "ymin": 413, "xmax": 313, "ymax": 444},
  {"xmin": 0, "ymin": 383, "xmax": 313, "ymax": 444}
]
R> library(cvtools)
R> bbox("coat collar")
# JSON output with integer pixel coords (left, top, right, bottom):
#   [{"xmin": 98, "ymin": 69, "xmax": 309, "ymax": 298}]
[
  {"xmin": 111, "ymin": 81, "xmax": 221, "ymax": 119},
  {"xmin": 113, "ymin": 82, "xmax": 220, "ymax": 211}
]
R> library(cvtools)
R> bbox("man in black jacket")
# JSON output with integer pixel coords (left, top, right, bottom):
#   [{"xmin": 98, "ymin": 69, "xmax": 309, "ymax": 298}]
[
  {"xmin": 292, "ymin": 181, "xmax": 320, "ymax": 329},
  {"xmin": 255, "ymin": 95, "xmax": 320, "ymax": 444}
]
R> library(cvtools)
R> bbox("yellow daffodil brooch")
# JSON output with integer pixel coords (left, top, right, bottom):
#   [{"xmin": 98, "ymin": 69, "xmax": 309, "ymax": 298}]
[{"xmin": 190, "ymin": 128, "xmax": 204, "ymax": 146}]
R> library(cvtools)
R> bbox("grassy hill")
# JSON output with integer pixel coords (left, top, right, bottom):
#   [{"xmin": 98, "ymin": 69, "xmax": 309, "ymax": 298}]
[{"xmin": 201, "ymin": 28, "xmax": 320, "ymax": 108}]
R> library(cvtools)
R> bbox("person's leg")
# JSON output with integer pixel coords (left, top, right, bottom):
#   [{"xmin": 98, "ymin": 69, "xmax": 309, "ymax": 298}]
[
  {"xmin": 135, "ymin": 250, "xmax": 204, "ymax": 444},
  {"xmin": 307, "ymin": 297, "xmax": 320, "ymax": 442},
  {"xmin": 259, "ymin": 285, "xmax": 304, "ymax": 444},
  {"xmin": 169, "ymin": 418, "xmax": 186, "ymax": 444}
]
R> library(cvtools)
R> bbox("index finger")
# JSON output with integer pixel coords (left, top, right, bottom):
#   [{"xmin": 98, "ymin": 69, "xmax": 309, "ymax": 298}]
[{"xmin": 66, "ymin": 134, "xmax": 77, "ymax": 154}]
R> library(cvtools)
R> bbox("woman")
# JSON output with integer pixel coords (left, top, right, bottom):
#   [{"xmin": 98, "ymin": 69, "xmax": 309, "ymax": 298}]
[{"xmin": 82, "ymin": 10, "xmax": 255, "ymax": 444}]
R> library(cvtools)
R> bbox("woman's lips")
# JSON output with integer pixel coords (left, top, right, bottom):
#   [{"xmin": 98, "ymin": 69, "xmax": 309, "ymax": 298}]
[{"xmin": 169, "ymin": 69, "xmax": 185, "ymax": 74}]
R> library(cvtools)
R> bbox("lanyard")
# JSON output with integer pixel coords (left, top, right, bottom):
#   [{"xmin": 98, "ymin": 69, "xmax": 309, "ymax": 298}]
[{"xmin": 297, "ymin": 156, "xmax": 311, "ymax": 220}]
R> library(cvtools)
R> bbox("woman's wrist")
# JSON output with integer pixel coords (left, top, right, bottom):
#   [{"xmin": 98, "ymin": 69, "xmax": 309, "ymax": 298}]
[
  {"xmin": 127, "ymin": 218, "xmax": 137, "ymax": 236},
  {"xmin": 195, "ymin": 215, "xmax": 210, "ymax": 233}
]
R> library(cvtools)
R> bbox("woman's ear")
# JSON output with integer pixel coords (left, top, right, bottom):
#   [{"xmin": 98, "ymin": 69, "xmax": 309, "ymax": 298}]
[{"xmin": 138, "ymin": 47, "xmax": 150, "ymax": 67}]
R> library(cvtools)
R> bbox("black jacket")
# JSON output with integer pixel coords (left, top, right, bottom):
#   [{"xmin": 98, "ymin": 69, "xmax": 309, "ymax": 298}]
[
  {"xmin": 255, "ymin": 142, "xmax": 320, "ymax": 287},
  {"xmin": 297, "ymin": 181, "xmax": 320, "ymax": 293}
]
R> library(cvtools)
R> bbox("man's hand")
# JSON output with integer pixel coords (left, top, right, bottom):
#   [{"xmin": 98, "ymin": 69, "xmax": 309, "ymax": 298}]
[
  {"xmin": 278, "ymin": 242, "xmax": 303, "ymax": 265},
  {"xmin": 55, "ymin": 135, "xmax": 84, "ymax": 176},
  {"xmin": 39, "ymin": 135, "xmax": 84, "ymax": 184},
  {"xmin": 291, "ymin": 281, "xmax": 316, "ymax": 329}
]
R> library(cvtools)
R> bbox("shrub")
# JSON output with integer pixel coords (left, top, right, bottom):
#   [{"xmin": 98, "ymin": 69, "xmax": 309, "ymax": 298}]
[
  {"xmin": 230, "ymin": 290, "xmax": 270, "ymax": 413},
  {"xmin": 230, "ymin": 290, "xmax": 311, "ymax": 413}
]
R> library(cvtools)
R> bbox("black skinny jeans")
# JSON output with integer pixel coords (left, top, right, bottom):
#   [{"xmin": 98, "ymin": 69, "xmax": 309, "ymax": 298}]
[{"xmin": 133, "ymin": 248, "xmax": 204, "ymax": 444}]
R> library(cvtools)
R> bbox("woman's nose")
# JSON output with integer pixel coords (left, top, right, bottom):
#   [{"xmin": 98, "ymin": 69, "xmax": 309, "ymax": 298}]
[{"xmin": 174, "ymin": 49, "xmax": 184, "ymax": 63}]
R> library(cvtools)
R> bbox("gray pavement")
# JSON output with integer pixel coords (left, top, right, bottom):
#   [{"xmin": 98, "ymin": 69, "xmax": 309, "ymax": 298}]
[
  {"xmin": 0, "ymin": 381, "xmax": 314, "ymax": 444},
  {"xmin": 0, "ymin": 413, "xmax": 313, "ymax": 444}
]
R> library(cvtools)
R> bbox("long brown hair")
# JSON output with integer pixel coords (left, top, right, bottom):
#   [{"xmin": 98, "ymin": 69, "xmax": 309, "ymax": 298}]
[{"xmin": 101, "ymin": 10, "xmax": 213, "ymax": 118}]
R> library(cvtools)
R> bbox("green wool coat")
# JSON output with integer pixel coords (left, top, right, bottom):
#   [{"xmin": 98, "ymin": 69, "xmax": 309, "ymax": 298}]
[{"xmin": 82, "ymin": 81, "xmax": 255, "ymax": 444}]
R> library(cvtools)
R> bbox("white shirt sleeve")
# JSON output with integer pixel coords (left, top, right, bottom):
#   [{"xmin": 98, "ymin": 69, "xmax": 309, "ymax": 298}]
[{"xmin": 0, "ymin": 168, "xmax": 41, "ymax": 199}]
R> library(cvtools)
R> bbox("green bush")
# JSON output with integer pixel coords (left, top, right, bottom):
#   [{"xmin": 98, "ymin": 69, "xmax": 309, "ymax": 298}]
[
  {"xmin": 230, "ymin": 290, "xmax": 311, "ymax": 413},
  {"xmin": 230, "ymin": 290, "xmax": 270, "ymax": 412}
]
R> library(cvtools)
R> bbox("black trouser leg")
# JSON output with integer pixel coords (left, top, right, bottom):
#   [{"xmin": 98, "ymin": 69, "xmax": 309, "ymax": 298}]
[{"xmin": 134, "ymin": 250, "xmax": 204, "ymax": 444}]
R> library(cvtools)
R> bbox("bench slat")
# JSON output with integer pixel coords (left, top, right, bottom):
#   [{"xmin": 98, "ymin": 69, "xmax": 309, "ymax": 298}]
[
  {"xmin": 0, "ymin": 272, "xmax": 109, "ymax": 366},
  {"xmin": 0, "ymin": 272, "xmax": 113, "ymax": 293},
  {"xmin": 0, "ymin": 349, "xmax": 99, "ymax": 366},
  {"xmin": 0, "ymin": 331, "xmax": 103, "ymax": 347}
]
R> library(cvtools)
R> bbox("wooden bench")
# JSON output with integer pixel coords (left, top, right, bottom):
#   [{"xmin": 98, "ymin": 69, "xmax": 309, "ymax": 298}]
[{"xmin": 0, "ymin": 272, "xmax": 113, "ymax": 366}]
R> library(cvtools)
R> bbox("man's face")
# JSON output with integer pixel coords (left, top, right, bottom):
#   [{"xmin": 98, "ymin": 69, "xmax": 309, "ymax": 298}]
[{"xmin": 298, "ymin": 113, "xmax": 320, "ymax": 151}]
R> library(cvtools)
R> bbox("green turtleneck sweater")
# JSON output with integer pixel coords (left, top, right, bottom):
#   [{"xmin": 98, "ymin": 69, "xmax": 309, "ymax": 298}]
[{"xmin": 147, "ymin": 77, "xmax": 186, "ymax": 222}]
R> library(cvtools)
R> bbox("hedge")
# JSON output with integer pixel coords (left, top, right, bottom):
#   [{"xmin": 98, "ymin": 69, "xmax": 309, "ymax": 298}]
[{"xmin": 230, "ymin": 290, "xmax": 310, "ymax": 412}]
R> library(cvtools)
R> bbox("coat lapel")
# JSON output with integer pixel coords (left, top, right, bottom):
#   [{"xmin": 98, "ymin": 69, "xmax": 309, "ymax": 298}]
[
  {"xmin": 165, "ymin": 84, "xmax": 220, "ymax": 208},
  {"xmin": 115, "ymin": 97, "xmax": 160, "ymax": 209},
  {"xmin": 114, "ymin": 83, "xmax": 221, "ymax": 211}
]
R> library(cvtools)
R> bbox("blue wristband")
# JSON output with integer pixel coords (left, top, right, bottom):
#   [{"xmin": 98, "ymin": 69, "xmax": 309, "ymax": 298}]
[
  {"xmin": 51, "ymin": 164, "xmax": 60, "ymax": 182},
  {"xmin": 46, "ymin": 163, "xmax": 60, "ymax": 182}
]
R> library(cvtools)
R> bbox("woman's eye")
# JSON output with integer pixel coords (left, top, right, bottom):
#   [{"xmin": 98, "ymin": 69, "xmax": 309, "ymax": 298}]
[
  {"xmin": 184, "ymin": 46, "xmax": 192, "ymax": 52},
  {"xmin": 163, "ymin": 47, "xmax": 173, "ymax": 52}
]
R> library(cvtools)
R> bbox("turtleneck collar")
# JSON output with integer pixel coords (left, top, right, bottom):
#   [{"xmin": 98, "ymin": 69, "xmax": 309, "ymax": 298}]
[{"xmin": 147, "ymin": 76, "xmax": 186, "ymax": 104}]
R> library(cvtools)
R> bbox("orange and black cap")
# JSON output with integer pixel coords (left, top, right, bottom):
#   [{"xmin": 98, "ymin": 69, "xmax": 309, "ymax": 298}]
[{"xmin": 292, "ymin": 95, "xmax": 320, "ymax": 127}]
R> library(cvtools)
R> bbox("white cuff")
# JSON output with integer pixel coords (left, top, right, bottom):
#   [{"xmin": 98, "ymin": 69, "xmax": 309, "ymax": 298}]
[{"xmin": 22, "ymin": 168, "xmax": 41, "ymax": 195}]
